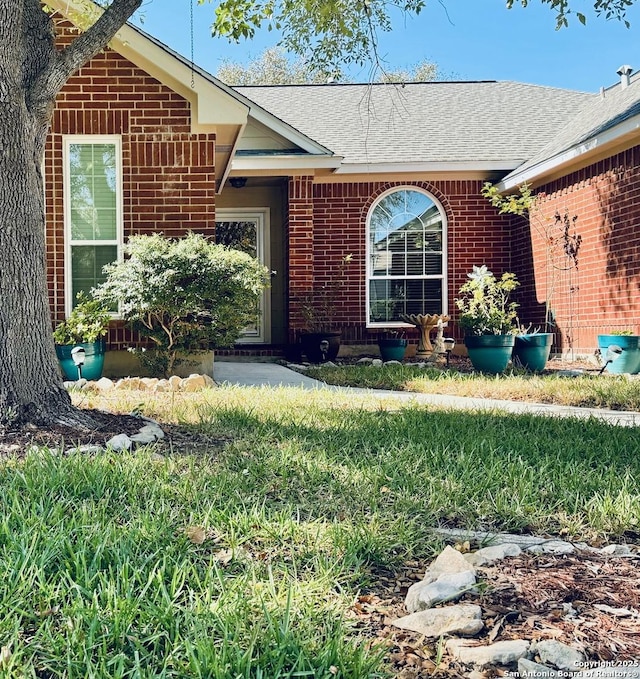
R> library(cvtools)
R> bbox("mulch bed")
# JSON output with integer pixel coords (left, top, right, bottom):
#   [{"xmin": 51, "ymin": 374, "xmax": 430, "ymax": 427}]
[{"xmin": 353, "ymin": 548, "xmax": 640, "ymax": 677}]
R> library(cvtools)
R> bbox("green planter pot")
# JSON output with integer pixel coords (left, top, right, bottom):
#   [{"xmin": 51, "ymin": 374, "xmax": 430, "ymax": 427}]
[
  {"xmin": 55, "ymin": 340, "xmax": 106, "ymax": 381},
  {"xmin": 597, "ymin": 335, "xmax": 640, "ymax": 374},
  {"xmin": 514, "ymin": 333, "xmax": 553, "ymax": 372},
  {"xmin": 464, "ymin": 334, "xmax": 515, "ymax": 374},
  {"xmin": 299, "ymin": 331, "xmax": 341, "ymax": 363},
  {"xmin": 378, "ymin": 338, "xmax": 408, "ymax": 362}
]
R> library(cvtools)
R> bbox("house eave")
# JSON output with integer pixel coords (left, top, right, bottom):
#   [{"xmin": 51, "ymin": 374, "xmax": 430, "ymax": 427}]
[
  {"xmin": 498, "ymin": 112, "xmax": 640, "ymax": 191},
  {"xmin": 231, "ymin": 155, "xmax": 343, "ymax": 172},
  {"xmin": 333, "ymin": 160, "xmax": 526, "ymax": 174}
]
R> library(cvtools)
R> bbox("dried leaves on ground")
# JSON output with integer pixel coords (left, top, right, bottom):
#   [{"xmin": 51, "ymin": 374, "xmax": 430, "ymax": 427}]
[{"xmin": 355, "ymin": 549, "xmax": 640, "ymax": 677}]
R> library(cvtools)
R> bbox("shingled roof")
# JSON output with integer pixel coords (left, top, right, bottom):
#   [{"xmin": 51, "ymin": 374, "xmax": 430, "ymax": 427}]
[
  {"xmin": 501, "ymin": 70, "xmax": 640, "ymax": 187},
  {"xmin": 236, "ymin": 81, "xmax": 594, "ymax": 170}
]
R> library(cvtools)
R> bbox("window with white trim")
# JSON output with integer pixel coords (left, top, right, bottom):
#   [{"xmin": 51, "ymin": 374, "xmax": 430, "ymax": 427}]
[
  {"xmin": 64, "ymin": 136, "xmax": 122, "ymax": 312},
  {"xmin": 367, "ymin": 187, "xmax": 446, "ymax": 326}
]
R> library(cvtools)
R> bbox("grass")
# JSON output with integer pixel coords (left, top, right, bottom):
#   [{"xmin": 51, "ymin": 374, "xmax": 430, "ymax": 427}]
[
  {"xmin": 0, "ymin": 385, "xmax": 639, "ymax": 677},
  {"xmin": 304, "ymin": 363, "xmax": 640, "ymax": 410}
]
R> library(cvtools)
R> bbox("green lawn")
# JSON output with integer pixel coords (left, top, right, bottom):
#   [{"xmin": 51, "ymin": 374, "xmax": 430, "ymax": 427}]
[
  {"xmin": 304, "ymin": 363, "xmax": 640, "ymax": 410},
  {"xmin": 0, "ymin": 386, "xmax": 638, "ymax": 677}
]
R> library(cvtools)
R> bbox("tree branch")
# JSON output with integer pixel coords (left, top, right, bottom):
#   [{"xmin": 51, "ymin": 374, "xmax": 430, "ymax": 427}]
[{"xmin": 36, "ymin": 0, "xmax": 142, "ymax": 102}]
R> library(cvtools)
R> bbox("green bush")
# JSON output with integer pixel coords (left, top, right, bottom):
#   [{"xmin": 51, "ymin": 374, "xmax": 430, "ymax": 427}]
[
  {"xmin": 53, "ymin": 293, "xmax": 111, "ymax": 345},
  {"xmin": 95, "ymin": 233, "xmax": 270, "ymax": 376}
]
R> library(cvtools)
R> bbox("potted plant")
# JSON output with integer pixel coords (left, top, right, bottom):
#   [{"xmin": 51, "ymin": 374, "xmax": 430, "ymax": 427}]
[
  {"xmin": 296, "ymin": 254, "xmax": 353, "ymax": 363},
  {"xmin": 513, "ymin": 324, "xmax": 554, "ymax": 372},
  {"xmin": 377, "ymin": 330, "xmax": 408, "ymax": 362},
  {"xmin": 53, "ymin": 293, "xmax": 111, "ymax": 381},
  {"xmin": 597, "ymin": 330, "xmax": 640, "ymax": 375},
  {"xmin": 456, "ymin": 265, "xmax": 519, "ymax": 374}
]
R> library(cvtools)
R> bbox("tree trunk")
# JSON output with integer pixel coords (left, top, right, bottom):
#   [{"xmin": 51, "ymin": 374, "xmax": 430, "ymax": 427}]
[{"xmin": 0, "ymin": 1, "xmax": 141, "ymax": 427}]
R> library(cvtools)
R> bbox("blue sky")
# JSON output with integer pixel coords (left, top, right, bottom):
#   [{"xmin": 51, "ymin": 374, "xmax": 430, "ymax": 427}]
[{"xmin": 137, "ymin": 0, "xmax": 640, "ymax": 92}]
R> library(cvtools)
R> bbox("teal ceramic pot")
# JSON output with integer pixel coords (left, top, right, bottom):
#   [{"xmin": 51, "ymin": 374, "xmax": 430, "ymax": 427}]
[
  {"xmin": 597, "ymin": 335, "xmax": 640, "ymax": 374},
  {"xmin": 464, "ymin": 334, "xmax": 515, "ymax": 374},
  {"xmin": 514, "ymin": 333, "xmax": 553, "ymax": 372},
  {"xmin": 378, "ymin": 338, "xmax": 408, "ymax": 362},
  {"xmin": 55, "ymin": 340, "xmax": 106, "ymax": 381},
  {"xmin": 299, "ymin": 331, "xmax": 341, "ymax": 363}
]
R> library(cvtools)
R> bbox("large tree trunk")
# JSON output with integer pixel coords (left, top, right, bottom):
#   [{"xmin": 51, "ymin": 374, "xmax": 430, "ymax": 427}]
[{"xmin": 0, "ymin": 0, "xmax": 141, "ymax": 427}]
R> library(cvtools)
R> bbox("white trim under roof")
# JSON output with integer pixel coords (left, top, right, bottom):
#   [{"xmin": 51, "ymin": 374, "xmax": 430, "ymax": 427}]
[
  {"xmin": 231, "ymin": 155, "xmax": 343, "ymax": 172},
  {"xmin": 334, "ymin": 160, "xmax": 527, "ymax": 174},
  {"xmin": 498, "ymin": 111, "xmax": 640, "ymax": 191}
]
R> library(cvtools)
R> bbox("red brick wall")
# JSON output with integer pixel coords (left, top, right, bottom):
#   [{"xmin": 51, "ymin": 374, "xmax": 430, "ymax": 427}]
[
  {"xmin": 289, "ymin": 179, "xmax": 513, "ymax": 343},
  {"xmin": 46, "ymin": 24, "xmax": 216, "ymax": 350},
  {"xmin": 513, "ymin": 147, "xmax": 640, "ymax": 356}
]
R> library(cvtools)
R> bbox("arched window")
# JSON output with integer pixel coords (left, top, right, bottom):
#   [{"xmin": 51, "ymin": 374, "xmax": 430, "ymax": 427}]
[{"xmin": 367, "ymin": 187, "xmax": 447, "ymax": 326}]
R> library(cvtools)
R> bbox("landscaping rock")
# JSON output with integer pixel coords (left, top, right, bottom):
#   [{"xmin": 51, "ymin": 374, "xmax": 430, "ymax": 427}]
[
  {"xmin": 465, "ymin": 543, "xmax": 522, "ymax": 566},
  {"xmin": 527, "ymin": 540, "xmax": 575, "ymax": 555},
  {"xmin": 392, "ymin": 604, "xmax": 484, "ymax": 637},
  {"xmin": 356, "ymin": 357, "xmax": 373, "ymax": 364},
  {"xmin": 372, "ymin": 359, "xmax": 383, "ymax": 367},
  {"xmin": 139, "ymin": 423, "xmax": 165, "ymax": 440},
  {"xmin": 182, "ymin": 374, "xmax": 206, "ymax": 391},
  {"xmin": 406, "ymin": 570, "xmax": 477, "ymax": 612},
  {"xmin": 429, "ymin": 545, "xmax": 477, "ymax": 578},
  {"xmin": 593, "ymin": 603, "xmax": 634, "ymax": 617},
  {"xmin": 64, "ymin": 444, "xmax": 104, "ymax": 455},
  {"xmin": 105, "ymin": 433, "xmax": 133, "ymax": 452},
  {"xmin": 433, "ymin": 528, "xmax": 548, "ymax": 547},
  {"xmin": 130, "ymin": 431, "xmax": 158, "ymax": 446},
  {"xmin": 384, "ymin": 360, "xmax": 403, "ymax": 366},
  {"xmin": 519, "ymin": 658, "xmax": 562, "ymax": 678},
  {"xmin": 534, "ymin": 639, "xmax": 585, "ymax": 670},
  {"xmin": 600, "ymin": 543, "xmax": 633, "ymax": 556},
  {"xmin": 169, "ymin": 375, "xmax": 182, "ymax": 390},
  {"xmin": 446, "ymin": 639, "xmax": 530, "ymax": 668},
  {"xmin": 95, "ymin": 377, "xmax": 115, "ymax": 391}
]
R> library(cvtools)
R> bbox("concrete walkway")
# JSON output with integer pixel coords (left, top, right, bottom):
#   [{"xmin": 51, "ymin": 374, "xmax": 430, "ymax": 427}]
[{"xmin": 213, "ymin": 360, "xmax": 640, "ymax": 427}]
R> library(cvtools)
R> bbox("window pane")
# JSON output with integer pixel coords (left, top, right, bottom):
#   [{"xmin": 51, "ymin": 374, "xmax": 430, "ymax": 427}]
[
  {"xmin": 71, "ymin": 245, "xmax": 117, "ymax": 302},
  {"xmin": 215, "ymin": 220, "xmax": 258, "ymax": 257},
  {"xmin": 367, "ymin": 188, "xmax": 445, "ymax": 324},
  {"xmin": 69, "ymin": 143, "xmax": 117, "ymax": 241}
]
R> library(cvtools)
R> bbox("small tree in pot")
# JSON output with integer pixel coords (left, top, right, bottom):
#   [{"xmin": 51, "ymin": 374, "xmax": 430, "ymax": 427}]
[
  {"xmin": 53, "ymin": 293, "xmax": 111, "ymax": 381},
  {"xmin": 456, "ymin": 266, "xmax": 519, "ymax": 374}
]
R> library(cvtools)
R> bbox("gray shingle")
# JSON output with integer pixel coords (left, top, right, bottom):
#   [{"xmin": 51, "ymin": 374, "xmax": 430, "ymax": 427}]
[
  {"xmin": 235, "ymin": 82, "xmax": 594, "ymax": 166},
  {"xmin": 504, "ymin": 73, "xmax": 640, "ymax": 180}
]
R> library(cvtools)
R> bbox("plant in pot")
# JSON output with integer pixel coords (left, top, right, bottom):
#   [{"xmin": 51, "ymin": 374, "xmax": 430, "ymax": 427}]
[
  {"xmin": 513, "ymin": 324, "xmax": 554, "ymax": 372},
  {"xmin": 597, "ymin": 330, "xmax": 640, "ymax": 375},
  {"xmin": 53, "ymin": 293, "xmax": 111, "ymax": 381},
  {"xmin": 377, "ymin": 329, "xmax": 408, "ymax": 362},
  {"xmin": 296, "ymin": 254, "xmax": 353, "ymax": 363},
  {"xmin": 455, "ymin": 265, "xmax": 519, "ymax": 374}
]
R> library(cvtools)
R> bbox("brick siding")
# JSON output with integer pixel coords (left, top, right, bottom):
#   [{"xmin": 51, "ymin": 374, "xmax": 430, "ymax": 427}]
[
  {"xmin": 512, "ymin": 146, "xmax": 640, "ymax": 356},
  {"xmin": 47, "ymin": 23, "xmax": 216, "ymax": 350},
  {"xmin": 288, "ymin": 179, "xmax": 514, "ymax": 343}
]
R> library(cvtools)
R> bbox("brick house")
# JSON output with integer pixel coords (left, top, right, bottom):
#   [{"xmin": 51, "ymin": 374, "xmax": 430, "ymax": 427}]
[{"xmin": 47, "ymin": 0, "xmax": 640, "ymax": 367}]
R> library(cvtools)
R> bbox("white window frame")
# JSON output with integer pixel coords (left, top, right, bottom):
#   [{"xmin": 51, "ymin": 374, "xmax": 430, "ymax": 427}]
[
  {"xmin": 366, "ymin": 186, "xmax": 448, "ymax": 328},
  {"xmin": 63, "ymin": 135, "xmax": 123, "ymax": 316},
  {"xmin": 215, "ymin": 208, "xmax": 271, "ymax": 344}
]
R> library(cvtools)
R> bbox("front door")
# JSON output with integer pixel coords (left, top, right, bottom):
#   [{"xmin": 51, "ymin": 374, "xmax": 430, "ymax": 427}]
[{"xmin": 215, "ymin": 209, "xmax": 271, "ymax": 344}]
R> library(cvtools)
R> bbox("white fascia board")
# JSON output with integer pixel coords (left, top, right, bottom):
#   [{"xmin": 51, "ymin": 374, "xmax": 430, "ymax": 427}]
[
  {"xmin": 333, "ymin": 160, "xmax": 526, "ymax": 174},
  {"xmin": 231, "ymin": 155, "xmax": 343, "ymax": 171},
  {"xmin": 498, "ymin": 112, "xmax": 640, "ymax": 191}
]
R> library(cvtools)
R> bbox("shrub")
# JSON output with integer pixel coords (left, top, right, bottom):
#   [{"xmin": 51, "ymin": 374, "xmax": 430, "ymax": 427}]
[
  {"xmin": 95, "ymin": 233, "xmax": 270, "ymax": 376},
  {"xmin": 456, "ymin": 265, "xmax": 520, "ymax": 336},
  {"xmin": 53, "ymin": 293, "xmax": 111, "ymax": 345}
]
